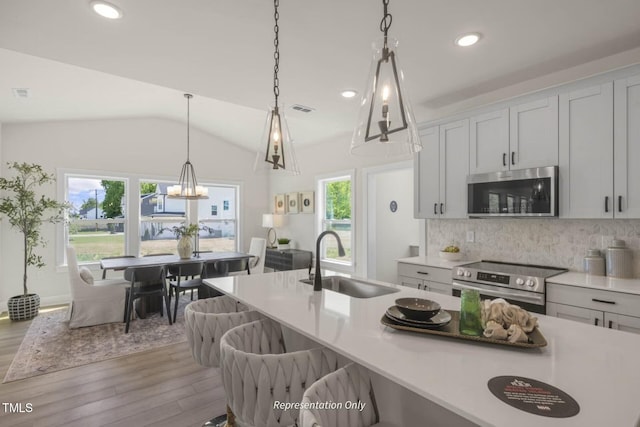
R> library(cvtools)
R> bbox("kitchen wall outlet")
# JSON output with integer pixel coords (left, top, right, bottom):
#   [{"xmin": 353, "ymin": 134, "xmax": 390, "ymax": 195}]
[{"xmin": 466, "ymin": 231, "xmax": 475, "ymax": 243}]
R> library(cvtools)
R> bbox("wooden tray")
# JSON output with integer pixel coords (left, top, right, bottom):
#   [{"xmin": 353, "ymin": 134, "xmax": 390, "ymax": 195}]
[{"xmin": 381, "ymin": 310, "xmax": 547, "ymax": 349}]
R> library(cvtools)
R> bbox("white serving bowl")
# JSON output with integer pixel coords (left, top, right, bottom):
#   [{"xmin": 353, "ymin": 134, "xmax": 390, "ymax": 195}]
[{"xmin": 439, "ymin": 251, "xmax": 462, "ymax": 261}]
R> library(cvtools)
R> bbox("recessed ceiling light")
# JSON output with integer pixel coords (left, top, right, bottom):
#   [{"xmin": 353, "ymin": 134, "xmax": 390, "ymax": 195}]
[
  {"xmin": 341, "ymin": 90, "xmax": 358, "ymax": 98},
  {"xmin": 91, "ymin": 1, "xmax": 123, "ymax": 19},
  {"xmin": 455, "ymin": 33, "xmax": 481, "ymax": 47}
]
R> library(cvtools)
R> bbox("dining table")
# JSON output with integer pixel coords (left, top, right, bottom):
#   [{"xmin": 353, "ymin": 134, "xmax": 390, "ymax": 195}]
[
  {"xmin": 100, "ymin": 251, "xmax": 254, "ymax": 274},
  {"xmin": 100, "ymin": 251, "xmax": 255, "ymax": 317}
]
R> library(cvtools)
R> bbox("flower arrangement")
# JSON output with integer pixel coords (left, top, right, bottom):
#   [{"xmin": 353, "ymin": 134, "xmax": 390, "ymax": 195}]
[{"xmin": 170, "ymin": 223, "xmax": 200, "ymax": 239}]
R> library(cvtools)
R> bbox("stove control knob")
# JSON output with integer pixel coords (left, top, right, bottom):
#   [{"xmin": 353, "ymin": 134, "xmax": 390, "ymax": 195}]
[
  {"xmin": 456, "ymin": 268, "xmax": 464, "ymax": 276},
  {"xmin": 515, "ymin": 278, "xmax": 524, "ymax": 286},
  {"xmin": 525, "ymin": 279, "xmax": 535, "ymax": 288},
  {"xmin": 464, "ymin": 271, "xmax": 472, "ymax": 277}
]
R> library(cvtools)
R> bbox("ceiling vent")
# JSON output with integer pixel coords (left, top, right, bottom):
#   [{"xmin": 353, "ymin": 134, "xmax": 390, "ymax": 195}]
[
  {"xmin": 12, "ymin": 88, "xmax": 31, "ymax": 98},
  {"xmin": 290, "ymin": 104, "xmax": 315, "ymax": 113}
]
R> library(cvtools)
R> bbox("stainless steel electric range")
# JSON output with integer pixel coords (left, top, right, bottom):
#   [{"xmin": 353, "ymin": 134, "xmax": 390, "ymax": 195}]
[{"xmin": 451, "ymin": 260, "xmax": 568, "ymax": 314}]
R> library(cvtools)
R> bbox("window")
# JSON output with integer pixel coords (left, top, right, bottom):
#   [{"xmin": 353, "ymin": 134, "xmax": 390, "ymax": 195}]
[
  {"xmin": 317, "ymin": 172, "xmax": 354, "ymax": 269},
  {"xmin": 64, "ymin": 175, "xmax": 127, "ymax": 263},
  {"xmin": 197, "ymin": 185, "xmax": 238, "ymax": 252},
  {"xmin": 139, "ymin": 181, "xmax": 186, "ymax": 256}
]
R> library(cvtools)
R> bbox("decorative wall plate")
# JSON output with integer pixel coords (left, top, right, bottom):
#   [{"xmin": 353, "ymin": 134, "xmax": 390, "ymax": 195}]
[
  {"xmin": 286, "ymin": 192, "xmax": 299, "ymax": 214},
  {"xmin": 275, "ymin": 194, "xmax": 285, "ymax": 214},
  {"xmin": 300, "ymin": 191, "xmax": 314, "ymax": 213}
]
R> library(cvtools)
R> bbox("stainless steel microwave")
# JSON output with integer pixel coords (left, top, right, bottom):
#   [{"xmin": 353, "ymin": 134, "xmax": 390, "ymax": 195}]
[{"xmin": 467, "ymin": 166, "xmax": 558, "ymax": 217}]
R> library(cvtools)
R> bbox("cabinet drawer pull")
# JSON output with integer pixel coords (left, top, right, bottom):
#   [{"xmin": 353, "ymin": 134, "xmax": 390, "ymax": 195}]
[
  {"xmin": 502, "ymin": 153, "xmax": 507, "ymax": 167},
  {"xmin": 618, "ymin": 195, "xmax": 623, "ymax": 213},
  {"xmin": 511, "ymin": 151, "xmax": 515, "ymax": 165},
  {"xmin": 594, "ymin": 318, "xmax": 599, "ymax": 326},
  {"xmin": 592, "ymin": 298, "xmax": 616, "ymax": 305},
  {"xmin": 434, "ymin": 203, "xmax": 438, "ymax": 215},
  {"xmin": 440, "ymin": 203, "xmax": 444, "ymax": 215},
  {"xmin": 417, "ymin": 271, "xmax": 430, "ymax": 275},
  {"xmin": 608, "ymin": 320, "xmax": 613, "ymax": 329},
  {"xmin": 605, "ymin": 196, "xmax": 609, "ymax": 213}
]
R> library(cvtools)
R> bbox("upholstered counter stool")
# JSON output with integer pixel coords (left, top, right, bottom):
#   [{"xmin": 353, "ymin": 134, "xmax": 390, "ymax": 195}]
[
  {"xmin": 220, "ymin": 318, "xmax": 339, "ymax": 427},
  {"xmin": 300, "ymin": 363, "xmax": 395, "ymax": 427},
  {"xmin": 184, "ymin": 296, "xmax": 262, "ymax": 426}
]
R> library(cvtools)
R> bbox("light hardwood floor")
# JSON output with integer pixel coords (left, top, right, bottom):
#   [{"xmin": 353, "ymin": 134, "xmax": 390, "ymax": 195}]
[{"xmin": 0, "ymin": 308, "xmax": 227, "ymax": 427}]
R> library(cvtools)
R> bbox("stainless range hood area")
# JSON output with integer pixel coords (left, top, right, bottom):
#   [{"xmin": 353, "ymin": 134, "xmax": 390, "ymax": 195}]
[{"xmin": 467, "ymin": 166, "xmax": 559, "ymax": 218}]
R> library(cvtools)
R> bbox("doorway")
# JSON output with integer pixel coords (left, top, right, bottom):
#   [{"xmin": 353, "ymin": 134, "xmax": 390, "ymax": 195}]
[{"xmin": 365, "ymin": 162, "xmax": 422, "ymax": 283}]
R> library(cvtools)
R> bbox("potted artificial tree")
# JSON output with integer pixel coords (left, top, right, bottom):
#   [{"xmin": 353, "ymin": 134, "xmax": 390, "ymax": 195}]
[{"xmin": 0, "ymin": 162, "xmax": 68, "ymax": 320}]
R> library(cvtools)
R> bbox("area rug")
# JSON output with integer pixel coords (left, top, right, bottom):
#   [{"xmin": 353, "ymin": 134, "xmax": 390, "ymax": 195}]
[{"xmin": 3, "ymin": 299, "xmax": 190, "ymax": 383}]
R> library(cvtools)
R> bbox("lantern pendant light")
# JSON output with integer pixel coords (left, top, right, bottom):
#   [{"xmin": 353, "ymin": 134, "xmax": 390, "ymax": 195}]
[
  {"xmin": 254, "ymin": 0, "xmax": 300, "ymax": 175},
  {"xmin": 167, "ymin": 94, "xmax": 209, "ymax": 199},
  {"xmin": 351, "ymin": 0, "xmax": 421, "ymax": 157}
]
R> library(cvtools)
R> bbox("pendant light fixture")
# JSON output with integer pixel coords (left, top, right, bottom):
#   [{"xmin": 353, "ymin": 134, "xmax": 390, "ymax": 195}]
[
  {"xmin": 167, "ymin": 94, "xmax": 209, "ymax": 199},
  {"xmin": 254, "ymin": 0, "xmax": 300, "ymax": 175},
  {"xmin": 351, "ymin": 0, "xmax": 421, "ymax": 157}
]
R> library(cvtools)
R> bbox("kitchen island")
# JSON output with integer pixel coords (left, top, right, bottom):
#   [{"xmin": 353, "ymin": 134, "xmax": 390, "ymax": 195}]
[{"xmin": 204, "ymin": 269, "xmax": 640, "ymax": 427}]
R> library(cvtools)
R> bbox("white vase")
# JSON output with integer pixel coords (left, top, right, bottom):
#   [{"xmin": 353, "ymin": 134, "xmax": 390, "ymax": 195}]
[{"xmin": 177, "ymin": 236, "xmax": 193, "ymax": 259}]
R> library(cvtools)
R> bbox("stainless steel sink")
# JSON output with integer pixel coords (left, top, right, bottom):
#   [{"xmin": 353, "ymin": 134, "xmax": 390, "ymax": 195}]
[{"xmin": 300, "ymin": 276, "xmax": 400, "ymax": 299}]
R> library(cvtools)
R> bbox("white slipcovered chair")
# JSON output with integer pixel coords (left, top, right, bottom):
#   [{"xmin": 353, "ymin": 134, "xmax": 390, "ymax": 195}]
[
  {"xmin": 220, "ymin": 318, "xmax": 339, "ymax": 427},
  {"xmin": 229, "ymin": 237, "xmax": 267, "ymax": 276},
  {"xmin": 184, "ymin": 296, "xmax": 263, "ymax": 426},
  {"xmin": 300, "ymin": 363, "xmax": 393, "ymax": 427},
  {"xmin": 66, "ymin": 246, "xmax": 128, "ymax": 329}
]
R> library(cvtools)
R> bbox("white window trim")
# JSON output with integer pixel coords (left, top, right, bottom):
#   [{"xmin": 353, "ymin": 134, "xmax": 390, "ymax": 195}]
[{"xmin": 315, "ymin": 169, "xmax": 356, "ymax": 273}]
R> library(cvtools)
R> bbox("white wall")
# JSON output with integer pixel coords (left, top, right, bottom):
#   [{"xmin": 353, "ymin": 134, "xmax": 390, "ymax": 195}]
[
  {"xmin": 269, "ymin": 133, "xmax": 417, "ymax": 278},
  {"xmin": 0, "ymin": 117, "xmax": 269, "ymax": 309}
]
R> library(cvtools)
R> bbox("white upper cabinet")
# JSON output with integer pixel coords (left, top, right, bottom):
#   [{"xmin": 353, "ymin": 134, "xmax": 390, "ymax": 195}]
[
  {"xmin": 439, "ymin": 120, "xmax": 469, "ymax": 218},
  {"xmin": 414, "ymin": 126, "xmax": 439, "ymax": 219},
  {"xmin": 469, "ymin": 109, "xmax": 509, "ymax": 174},
  {"xmin": 470, "ymin": 97, "xmax": 559, "ymax": 174},
  {"xmin": 559, "ymin": 82, "xmax": 614, "ymax": 218},
  {"xmin": 614, "ymin": 74, "xmax": 640, "ymax": 218},
  {"xmin": 414, "ymin": 120, "xmax": 468, "ymax": 219},
  {"xmin": 509, "ymin": 96, "xmax": 559, "ymax": 169}
]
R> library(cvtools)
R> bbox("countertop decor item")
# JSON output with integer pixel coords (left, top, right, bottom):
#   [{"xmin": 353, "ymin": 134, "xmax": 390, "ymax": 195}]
[
  {"xmin": 0, "ymin": 162, "xmax": 69, "ymax": 321},
  {"xmin": 459, "ymin": 289, "xmax": 483, "ymax": 336},
  {"xmin": 351, "ymin": 0, "xmax": 421, "ymax": 158},
  {"xmin": 254, "ymin": 0, "xmax": 299, "ymax": 175},
  {"xmin": 394, "ymin": 297, "xmax": 441, "ymax": 320},
  {"xmin": 583, "ymin": 249, "xmax": 605, "ymax": 276},
  {"xmin": 439, "ymin": 251, "xmax": 462, "ymax": 261},
  {"xmin": 606, "ymin": 239, "xmax": 633, "ymax": 278},
  {"xmin": 167, "ymin": 94, "xmax": 209, "ymax": 199},
  {"xmin": 381, "ymin": 312, "xmax": 547, "ymax": 348}
]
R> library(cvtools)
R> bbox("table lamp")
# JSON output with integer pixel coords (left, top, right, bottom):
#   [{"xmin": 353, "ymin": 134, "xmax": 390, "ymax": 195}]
[{"xmin": 262, "ymin": 214, "xmax": 282, "ymax": 248}]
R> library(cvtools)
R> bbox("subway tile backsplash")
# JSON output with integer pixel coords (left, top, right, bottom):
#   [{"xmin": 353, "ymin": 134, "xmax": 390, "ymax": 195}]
[{"xmin": 427, "ymin": 219, "xmax": 640, "ymax": 277}]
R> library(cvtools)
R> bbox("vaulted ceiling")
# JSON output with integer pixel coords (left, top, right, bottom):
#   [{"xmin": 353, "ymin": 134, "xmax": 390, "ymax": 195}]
[{"xmin": 1, "ymin": 0, "xmax": 640, "ymax": 151}]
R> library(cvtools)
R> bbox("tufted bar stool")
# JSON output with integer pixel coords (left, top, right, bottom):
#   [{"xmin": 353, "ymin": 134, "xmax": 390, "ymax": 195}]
[
  {"xmin": 299, "ymin": 362, "xmax": 395, "ymax": 427},
  {"xmin": 220, "ymin": 318, "xmax": 339, "ymax": 427},
  {"xmin": 184, "ymin": 296, "xmax": 263, "ymax": 426}
]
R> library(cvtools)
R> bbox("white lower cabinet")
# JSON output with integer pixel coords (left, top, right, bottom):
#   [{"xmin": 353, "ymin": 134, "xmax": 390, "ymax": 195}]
[
  {"xmin": 546, "ymin": 283, "xmax": 640, "ymax": 334},
  {"xmin": 397, "ymin": 263, "xmax": 452, "ymax": 295}
]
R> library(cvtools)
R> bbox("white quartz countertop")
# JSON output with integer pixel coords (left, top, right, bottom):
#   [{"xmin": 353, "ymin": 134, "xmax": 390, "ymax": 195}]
[
  {"xmin": 204, "ymin": 270, "xmax": 640, "ymax": 427},
  {"xmin": 548, "ymin": 271, "xmax": 640, "ymax": 295},
  {"xmin": 396, "ymin": 255, "xmax": 476, "ymax": 269}
]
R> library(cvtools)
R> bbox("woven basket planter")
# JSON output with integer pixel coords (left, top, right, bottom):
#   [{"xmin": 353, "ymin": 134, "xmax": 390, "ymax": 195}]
[{"xmin": 8, "ymin": 294, "xmax": 40, "ymax": 321}]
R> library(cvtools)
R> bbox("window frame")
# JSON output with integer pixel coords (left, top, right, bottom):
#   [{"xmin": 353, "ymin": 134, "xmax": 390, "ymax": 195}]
[
  {"xmin": 57, "ymin": 170, "xmax": 130, "ymax": 268},
  {"xmin": 315, "ymin": 169, "xmax": 356, "ymax": 273}
]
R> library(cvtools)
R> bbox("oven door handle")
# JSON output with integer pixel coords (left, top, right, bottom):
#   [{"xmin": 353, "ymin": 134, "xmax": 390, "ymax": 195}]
[{"xmin": 452, "ymin": 282, "xmax": 545, "ymax": 306}]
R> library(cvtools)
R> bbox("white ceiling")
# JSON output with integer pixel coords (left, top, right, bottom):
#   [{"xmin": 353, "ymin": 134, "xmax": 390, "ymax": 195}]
[{"xmin": 1, "ymin": 0, "xmax": 640, "ymax": 151}]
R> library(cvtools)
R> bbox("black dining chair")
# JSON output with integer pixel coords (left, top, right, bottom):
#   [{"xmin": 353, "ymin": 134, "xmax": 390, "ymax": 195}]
[
  {"xmin": 123, "ymin": 265, "xmax": 172, "ymax": 333},
  {"xmin": 197, "ymin": 261, "xmax": 228, "ymax": 300},
  {"xmin": 167, "ymin": 261, "xmax": 205, "ymax": 322}
]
